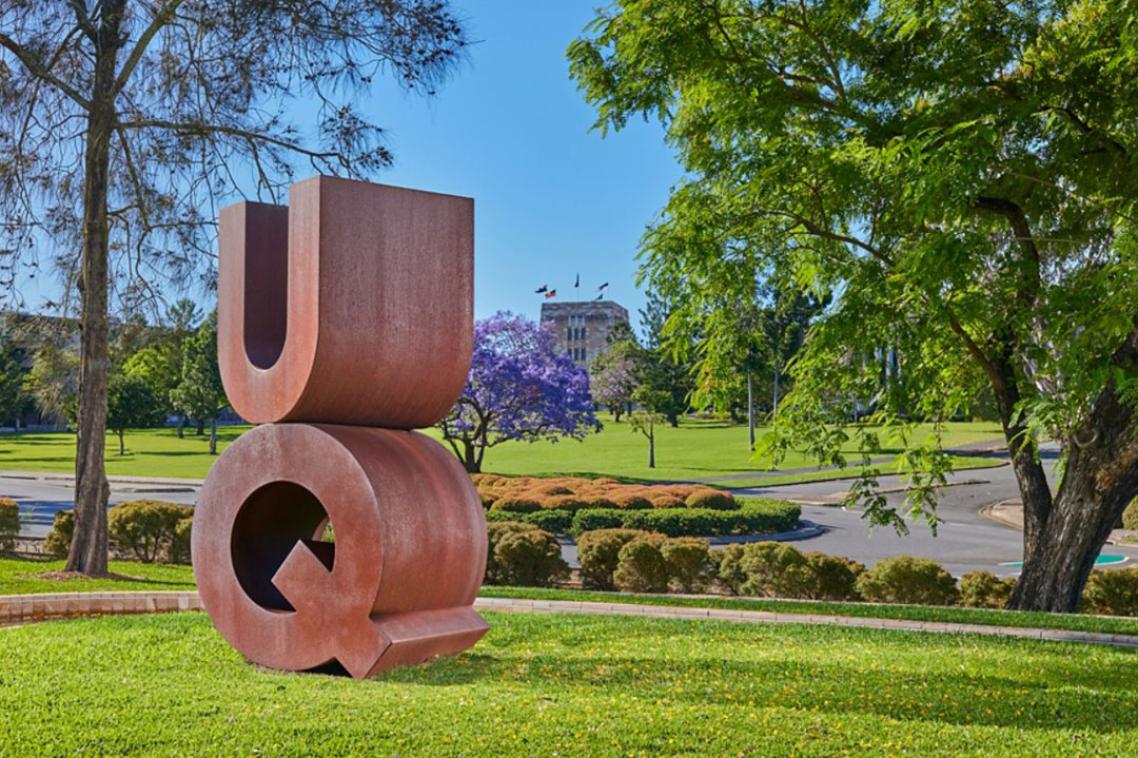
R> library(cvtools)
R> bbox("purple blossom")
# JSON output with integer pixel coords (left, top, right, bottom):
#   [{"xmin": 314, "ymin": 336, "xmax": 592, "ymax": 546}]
[{"xmin": 439, "ymin": 311, "xmax": 601, "ymax": 472}]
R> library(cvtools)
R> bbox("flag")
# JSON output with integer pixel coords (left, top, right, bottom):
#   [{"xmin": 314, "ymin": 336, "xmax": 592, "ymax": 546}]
[
  {"xmin": 545, "ymin": 289, "xmax": 557, "ymax": 299},
  {"xmin": 597, "ymin": 282, "xmax": 609, "ymax": 293},
  {"xmin": 535, "ymin": 284, "xmax": 548, "ymax": 294},
  {"xmin": 595, "ymin": 293, "xmax": 603, "ymax": 301},
  {"xmin": 574, "ymin": 273, "xmax": 580, "ymax": 288}
]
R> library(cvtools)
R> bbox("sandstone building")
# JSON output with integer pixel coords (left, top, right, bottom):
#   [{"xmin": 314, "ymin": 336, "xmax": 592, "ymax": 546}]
[{"xmin": 540, "ymin": 300, "xmax": 630, "ymax": 369}]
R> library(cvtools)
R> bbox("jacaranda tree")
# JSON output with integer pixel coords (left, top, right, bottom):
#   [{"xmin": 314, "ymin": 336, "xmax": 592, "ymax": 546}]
[
  {"xmin": 570, "ymin": 0, "xmax": 1138, "ymax": 611},
  {"xmin": 439, "ymin": 312, "xmax": 600, "ymax": 473}
]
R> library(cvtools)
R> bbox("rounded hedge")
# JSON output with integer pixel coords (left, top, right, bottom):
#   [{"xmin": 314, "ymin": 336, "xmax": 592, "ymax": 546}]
[{"xmin": 855, "ymin": 556, "xmax": 959, "ymax": 606}]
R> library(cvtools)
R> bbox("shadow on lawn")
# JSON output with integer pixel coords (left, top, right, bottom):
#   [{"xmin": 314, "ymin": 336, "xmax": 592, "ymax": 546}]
[{"xmin": 384, "ymin": 633, "xmax": 1138, "ymax": 733}]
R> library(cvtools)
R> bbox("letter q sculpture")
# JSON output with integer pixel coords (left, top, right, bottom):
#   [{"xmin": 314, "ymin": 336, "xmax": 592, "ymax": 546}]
[{"xmin": 192, "ymin": 176, "xmax": 488, "ymax": 678}]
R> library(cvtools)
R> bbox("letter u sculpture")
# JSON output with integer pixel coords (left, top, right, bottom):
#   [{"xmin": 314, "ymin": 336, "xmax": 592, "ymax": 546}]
[{"xmin": 192, "ymin": 176, "xmax": 488, "ymax": 678}]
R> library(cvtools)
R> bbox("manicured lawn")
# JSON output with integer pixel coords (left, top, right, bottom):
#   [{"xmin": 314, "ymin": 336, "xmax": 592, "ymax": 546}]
[
  {"xmin": 1, "ymin": 611, "xmax": 1136, "ymax": 755},
  {"xmin": 0, "ymin": 417, "xmax": 1004, "ymax": 483},
  {"xmin": 0, "ymin": 556, "xmax": 196, "ymax": 595}
]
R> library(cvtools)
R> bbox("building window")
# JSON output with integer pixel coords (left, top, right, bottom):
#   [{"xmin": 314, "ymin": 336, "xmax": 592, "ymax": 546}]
[
  {"xmin": 567, "ymin": 327, "xmax": 572, "ymax": 341},
  {"xmin": 582, "ymin": 327, "xmax": 587, "ymax": 341}
]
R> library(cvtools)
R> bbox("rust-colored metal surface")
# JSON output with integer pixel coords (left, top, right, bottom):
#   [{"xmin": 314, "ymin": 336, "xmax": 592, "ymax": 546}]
[
  {"xmin": 194, "ymin": 177, "xmax": 486, "ymax": 679},
  {"xmin": 217, "ymin": 175, "xmax": 474, "ymax": 428}
]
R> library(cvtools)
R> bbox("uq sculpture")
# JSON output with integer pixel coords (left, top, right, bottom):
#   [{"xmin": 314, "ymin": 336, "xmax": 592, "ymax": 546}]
[{"xmin": 192, "ymin": 176, "xmax": 488, "ymax": 679}]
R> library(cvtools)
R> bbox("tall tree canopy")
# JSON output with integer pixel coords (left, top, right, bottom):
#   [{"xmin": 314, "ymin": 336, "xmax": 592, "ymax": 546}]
[
  {"xmin": 570, "ymin": 0, "xmax": 1138, "ymax": 611},
  {"xmin": 0, "ymin": 1, "xmax": 467, "ymax": 574}
]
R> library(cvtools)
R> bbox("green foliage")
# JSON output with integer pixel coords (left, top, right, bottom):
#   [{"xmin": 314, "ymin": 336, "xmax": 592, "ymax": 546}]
[
  {"xmin": 172, "ymin": 518, "xmax": 193, "ymax": 566},
  {"xmin": 44, "ymin": 510, "xmax": 74, "ymax": 559},
  {"xmin": 492, "ymin": 528, "xmax": 569, "ymax": 587},
  {"xmin": 107, "ymin": 375, "xmax": 166, "ymax": 454},
  {"xmin": 171, "ymin": 313, "xmax": 226, "ymax": 453},
  {"xmin": 856, "ymin": 557, "xmax": 959, "ymax": 606},
  {"xmin": 802, "ymin": 552, "xmax": 865, "ymax": 602},
  {"xmin": 576, "ymin": 528, "xmax": 651, "ymax": 590},
  {"xmin": 0, "ymin": 338, "xmax": 32, "ymax": 427},
  {"xmin": 107, "ymin": 500, "xmax": 195, "ymax": 563},
  {"xmin": 485, "ymin": 522, "xmax": 538, "ymax": 585},
  {"xmin": 613, "ymin": 534, "xmax": 670, "ymax": 593},
  {"xmin": 0, "ymin": 496, "xmax": 19, "ymax": 553},
  {"xmin": 1123, "ymin": 498, "xmax": 1138, "ymax": 531},
  {"xmin": 568, "ymin": 0, "xmax": 1138, "ymax": 553},
  {"xmin": 571, "ymin": 500, "xmax": 800, "ymax": 538},
  {"xmin": 23, "ymin": 340, "xmax": 79, "ymax": 426},
  {"xmin": 1081, "ymin": 569, "xmax": 1138, "ymax": 617},
  {"xmin": 959, "ymin": 571, "xmax": 1015, "ymax": 609},
  {"xmin": 684, "ymin": 489, "xmax": 736, "ymax": 510},
  {"xmin": 660, "ymin": 536, "xmax": 712, "ymax": 592},
  {"xmin": 722, "ymin": 542, "xmax": 812, "ymax": 598}
]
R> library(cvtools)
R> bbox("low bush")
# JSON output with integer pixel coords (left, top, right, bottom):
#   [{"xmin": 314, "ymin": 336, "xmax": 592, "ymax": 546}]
[
  {"xmin": 1123, "ymin": 498, "xmax": 1138, "ymax": 531},
  {"xmin": 485, "ymin": 508, "xmax": 573, "ymax": 534},
  {"xmin": 540, "ymin": 496, "xmax": 589, "ymax": 512},
  {"xmin": 577, "ymin": 528, "xmax": 652, "ymax": 590},
  {"xmin": 486, "ymin": 521, "xmax": 539, "ymax": 584},
  {"xmin": 107, "ymin": 500, "xmax": 195, "ymax": 563},
  {"xmin": 958, "ymin": 571, "xmax": 1015, "ymax": 609},
  {"xmin": 571, "ymin": 499, "xmax": 799, "ymax": 538},
  {"xmin": 490, "ymin": 497, "xmax": 542, "ymax": 514},
  {"xmin": 172, "ymin": 517, "xmax": 193, "ymax": 565},
  {"xmin": 802, "ymin": 552, "xmax": 864, "ymax": 601},
  {"xmin": 684, "ymin": 489, "xmax": 738, "ymax": 511},
  {"xmin": 661, "ymin": 537, "xmax": 713, "ymax": 592},
  {"xmin": 493, "ymin": 528, "xmax": 569, "ymax": 587},
  {"xmin": 613, "ymin": 535, "xmax": 670, "ymax": 593},
  {"xmin": 1082, "ymin": 568, "xmax": 1138, "ymax": 616},
  {"xmin": 609, "ymin": 493, "xmax": 653, "ymax": 510},
  {"xmin": 856, "ymin": 556, "xmax": 959, "ymax": 606},
  {"xmin": 44, "ymin": 510, "xmax": 75, "ymax": 559},
  {"xmin": 734, "ymin": 542, "xmax": 813, "ymax": 598},
  {"xmin": 0, "ymin": 497, "xmax": 19, "ymax": 553}
]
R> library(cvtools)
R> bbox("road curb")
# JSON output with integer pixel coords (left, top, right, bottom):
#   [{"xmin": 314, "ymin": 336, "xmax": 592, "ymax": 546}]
[{"xmin": 4, "ymin": 590, "xmax": 1137, "ymax": 650}]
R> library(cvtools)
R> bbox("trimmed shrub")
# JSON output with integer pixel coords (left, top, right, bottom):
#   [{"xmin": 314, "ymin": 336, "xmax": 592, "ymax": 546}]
[
  {"xmin": 44, "ymin": 510, "xmax": 75, "ymax": 559},
  {"xmin": 609, "ymin": 493, "xmax": 653, "ymax": 510},
  {"xmin": 0, "ymin": 496, "xmax": 19, "ymax": 553},
  {"xmin": 856, "ymin": 556, "xmax": 959, "ymax": 606},
  {"xmin": 802, "ymin": 552, "xmax": 864, "ymax": 601},
  {"xmin": 486, "ymin": 509, "xmax": 574, "ymax": 534},
  {"xmin": 1082, "ymin": 568, "xmax": 1138, "ymax": 616},
  {"xmin": 494, "ymin": 528, "xmax": 569, "ymax": 587},
  {"xmin": 661, "ymin": 537, "xmax": 712, "ymax": 592},
  {"xmin": 736, "ymin": 542, "xmax": 812, "ymax": 598},
  {"xmin": 577, "ymin": 528, "xmax": 653, "ymax": 590},
  {"xmin": 647, "ymin": 493, "xmax": 686, "ymax": 509},
  {"xmin": 172, "ymin": 517, "xmax": 193, "ymax": 565},
  {"xmin": 685, "ymin": 489, "xmax": 737, "ymax": 511},
  {"xmin": 572, "ymin": 500, "xmax": 799, "ymax": 538},
  {"xmin": 540, "ymin": 495, "xmax": 589, "ymax": 512},
  {"xmin": 613, "ymin": 535, "xmax": 670, "ymax": 592},
  {"xmin": 107, "ymin": 500, "xmax": 195, "ymax": 563},
  {"xmin": 1123, "ymin": 498, "xmax": 1138, "ymax": 531},
  {"xmin": 491, "ymin": 496, "xmax": 542, "ymax": 514},
  {"xmin": 486, "ymin": 521, "xmax": 538, "ymax": 584},
  {"xmin": 958, "ymin": 571, "xmax": 1015, "ymax": 609}
]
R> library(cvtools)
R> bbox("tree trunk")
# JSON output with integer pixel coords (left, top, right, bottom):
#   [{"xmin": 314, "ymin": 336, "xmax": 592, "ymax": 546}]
[
  {"xmin": 462, "ymin": 440, "xmax": 481, "ymax": 473},
  {"xmin": 118, "ymin": 430, "xmax": 125, "ymax": 456},
  {"xmin": 177, "ymin": 414, "xmax": 185, "ymax": 439},
  {"xmin": 772, "ymin": 363, "xmax": 781, "ymax": 419},
  {"xmin": 648, "ymin": 424, "xmax": 655, "ymax": 469},
  {"xmin": 746, "ymin": 368, "xmax": 755, "ymax": 450},
  {"xmin": 209, "ymin": 417, "xmax": 218, "ymax": 455},
  {"xmin": 196, "ymin": 419, "xmax": 204, "ymax": 435},
  {"xmin": 1007, "ymin": 329, "xmax": 1138, "ymax": 611},
  {"xmin": 68, "ymin": 3, "xmax": 125, "ymax": 576}
]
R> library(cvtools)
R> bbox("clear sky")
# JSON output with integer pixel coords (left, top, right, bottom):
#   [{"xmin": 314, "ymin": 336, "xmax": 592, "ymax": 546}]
[{"xmin": 359, "ymin": 0, "xmax": 681, "ymax": 326}]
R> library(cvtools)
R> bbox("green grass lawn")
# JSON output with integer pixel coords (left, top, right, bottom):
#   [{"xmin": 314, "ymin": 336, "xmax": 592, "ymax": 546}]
[
  {"xmin": 0, "ymin": 417, "xmax": 1004, "ymax": 483},
  {"xmin": 0, "ymin": 556, "xmax": 196, "ymax": 595},
  {"xmin": 2, "ymin": 611, "xmax": 1136, "ymax": 755}
]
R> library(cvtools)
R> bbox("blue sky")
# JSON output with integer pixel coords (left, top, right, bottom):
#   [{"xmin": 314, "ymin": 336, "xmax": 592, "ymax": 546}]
[{"xmin": 358, "ymin": 1, "xmax": 681, "ymax": 326}]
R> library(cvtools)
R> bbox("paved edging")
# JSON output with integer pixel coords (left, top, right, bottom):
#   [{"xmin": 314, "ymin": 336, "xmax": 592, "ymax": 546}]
[{"xmin": 4, "ymin": 590, "xmax": 1138, "ymax": 649}]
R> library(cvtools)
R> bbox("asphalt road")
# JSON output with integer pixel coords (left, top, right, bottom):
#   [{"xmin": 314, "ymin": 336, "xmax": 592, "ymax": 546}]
[{"xmin": 6, "ymin": 444, "xmax": 1135, "ymax": 577}]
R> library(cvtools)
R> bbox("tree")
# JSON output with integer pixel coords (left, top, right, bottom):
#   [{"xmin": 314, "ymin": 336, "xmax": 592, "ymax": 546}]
[
  {"xmin": 590, "ymin": 338, "xmax": 640, "ymax": 421},
  {"xmin": 107, "ymin": 375, "xmax": 164, "ymax": 455},
  {"xmin": 629, "ymin": 387, "xmax": 669, "ymax": 469},
  {"xmin": 570, "ymin": 0, "xmax": 1138, "ymax": 612},
  {"xmin": 0, "ymin": 339, "xmax": 32, "ymax": 428},
  {"xmin": 23, "ymin": 340, "xmax": 80, "ymax": 428},
  {"xmin": 124, "ymin": 299, "xmax": 202, "ymax": 437},
  {"xmin": 439, "ymin": 312, "xmax": 601, "ymax": 473},
  {"xmin": 0, "ymin": 2, "xmax": 467, "ymax": 575},
  {"xmin": 172, "ymin": 313, "xmax": 226, "ymax": 455},
  {"xmin": 637, "ymin": 290, "xmax": 692, "ymax": 427}
]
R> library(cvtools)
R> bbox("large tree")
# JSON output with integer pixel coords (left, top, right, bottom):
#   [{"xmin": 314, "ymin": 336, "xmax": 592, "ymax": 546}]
[
  {"xmin": 0, "ymin": 1, "xmax": 467, "ymax": 574},
  {"xmin": 439, "ymin": 312, "xmax": 601, "ymax": 473},
  {"xmin": 570, "ymin": 0, "xmax": 1138, "ymax": 611},
  {"xmin": 171, "ymin": 312, "xmax": 226, "ymax": 455}
]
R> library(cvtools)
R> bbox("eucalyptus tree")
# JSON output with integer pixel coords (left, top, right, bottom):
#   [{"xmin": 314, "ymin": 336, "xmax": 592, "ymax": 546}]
[
  {"xmin": 0, "ymin": 0, "xmax": 467, "ymax": 574},
  {"xmin": 570, "ymin": 0, "xmax": 1138, "ymax": 611}
]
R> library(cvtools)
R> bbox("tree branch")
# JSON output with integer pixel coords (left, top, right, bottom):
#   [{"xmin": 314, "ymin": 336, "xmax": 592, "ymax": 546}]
[
  {"xmin": 114, "ymin": 0, "xmax": 186, "ymax": 95},
  {"xmin": 0, "ymin": 32, "xmax": 91, "ymax": 110}
]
